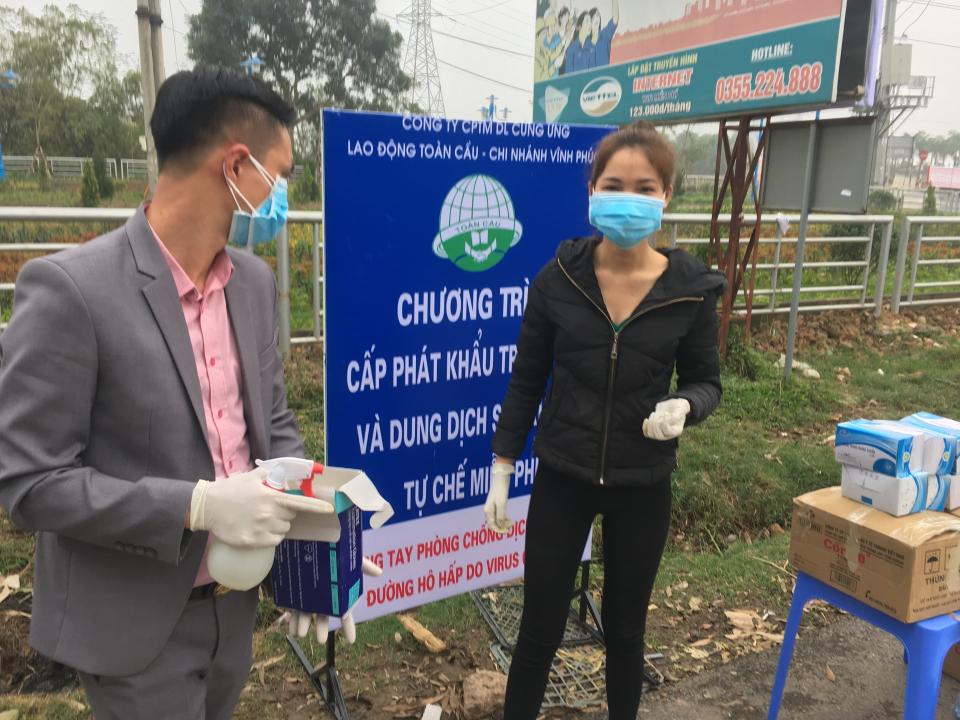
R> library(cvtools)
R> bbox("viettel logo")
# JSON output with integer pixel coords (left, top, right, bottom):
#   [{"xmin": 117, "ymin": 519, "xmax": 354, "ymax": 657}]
[
  {"xmin": 580, "ymin": 76, "xmax": 622, "ymax": 117},
  {"xmin": 433, "ymin": 174, "xmax": 523, "ymax": 272},
  {"xmin": 540, "ymin": 85, "xmax": 570, "ymax": 123}
]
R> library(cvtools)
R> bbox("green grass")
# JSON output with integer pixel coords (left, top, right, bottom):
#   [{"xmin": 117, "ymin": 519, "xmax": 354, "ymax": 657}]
[
  {"xmin": 0, "ymin": 514, "xmax": 33, "ymax": 579},
  {"xmin": 655, "ymin": 533, "xmax": 791, "ymax": 607},
  {"xmin": 0, "ymin": 692, "xmax": 90, "ymax": 719},
  {"xmin": 667, "ymin": 319, "xmax": 960, "ymax": 545},
  {"xmin": 0, "ymin": 176, "xmax": 148, "ymax": 208}
]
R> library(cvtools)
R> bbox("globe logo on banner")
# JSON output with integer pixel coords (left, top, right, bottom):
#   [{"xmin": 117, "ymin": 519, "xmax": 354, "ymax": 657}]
[
  {"xmin": 432, "ymin": 174, "xmax": 524, "ymax": 272},
  {"xmin": 580, "ymin": 76, "xmax": 622, "ymax": 117},
  {"xmin": 540, "ymin": 86, "xmax": 569, "ymax": 123}
]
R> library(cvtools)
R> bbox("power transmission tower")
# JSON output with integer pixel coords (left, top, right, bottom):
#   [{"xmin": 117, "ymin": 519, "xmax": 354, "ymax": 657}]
[{"xmin": 399, "ymin": 0, "xmax": 445, "ymax": 116}]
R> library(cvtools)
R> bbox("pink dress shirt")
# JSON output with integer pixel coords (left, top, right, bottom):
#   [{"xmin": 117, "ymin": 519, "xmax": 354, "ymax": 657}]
[{"xmin": 152, "ymin": 228, "xmax": 252, "ymax": 586}]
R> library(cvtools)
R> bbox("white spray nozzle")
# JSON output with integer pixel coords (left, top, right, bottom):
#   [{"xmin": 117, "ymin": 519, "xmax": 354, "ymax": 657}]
[{"xmin": 256, "ymin": 457, "xmax": 320, "ymax": 491}]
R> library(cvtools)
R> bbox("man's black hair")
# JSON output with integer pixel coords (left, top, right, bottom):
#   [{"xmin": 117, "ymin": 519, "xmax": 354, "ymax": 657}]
[
  {"xmin": 558, "ymin": 7, "xmax": 570, "ymax": 20},
  {"xmin": 150, "ymin": 65, "xmax": 296, "ymax": 170}
]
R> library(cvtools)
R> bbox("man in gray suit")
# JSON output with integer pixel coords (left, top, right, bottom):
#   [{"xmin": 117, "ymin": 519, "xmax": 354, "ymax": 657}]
[{"xmin": 0, "ymin": 66, "xmax": 333, "ymax": 719}]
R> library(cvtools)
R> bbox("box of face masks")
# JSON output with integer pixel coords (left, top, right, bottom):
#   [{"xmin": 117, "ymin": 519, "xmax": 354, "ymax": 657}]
[
  {"xmin": 840, "ymin": 465, "xmax": 948, "ymax": 516},
  {"xmin": 790, "ymin": 487, "xmax": 960, "ymax": 623},
  {"xmin": 270, "ymin": 467, "xmax": 393, "ymax": 618},
  {"xmin": 900, "ymin": 413, "xmax": 959, "ymax": 477},
  {"xmin": 835, "ymin": 420, "xmax": 945, "ymax": 477}
]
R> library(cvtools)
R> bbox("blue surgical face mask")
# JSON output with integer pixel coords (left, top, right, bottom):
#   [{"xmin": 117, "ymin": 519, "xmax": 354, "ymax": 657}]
[
  {"xmin": 225, "ymin": 154, "xmax": 288, "ymax": 250},
  {"xmin": 588, "ymin": 192, "xmax": 665, "ymax": 249}
]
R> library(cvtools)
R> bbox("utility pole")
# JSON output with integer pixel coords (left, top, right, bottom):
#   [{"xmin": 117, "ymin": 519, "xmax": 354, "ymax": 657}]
[
  {"xmin": 874, "ymin": 0, "xmax": 897, "ymax": 186},
  {"xmin": 136, "ymin": 0, "xmax": 165, "ymax": 192},
  {"xmin": 399, "ymin": 0, "xmax": 445, "ymax": 116}
]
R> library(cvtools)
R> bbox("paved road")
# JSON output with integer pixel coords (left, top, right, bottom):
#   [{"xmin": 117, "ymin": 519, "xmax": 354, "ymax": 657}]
[{"xmin": 631, "ymin": 617, "xmax": 960, "ymax": 719}]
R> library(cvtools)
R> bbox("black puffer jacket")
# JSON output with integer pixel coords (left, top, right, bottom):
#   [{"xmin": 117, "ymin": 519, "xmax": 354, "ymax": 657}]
[{"xmin": 492, "ymin": 238, "xmax": 726, "ymax": 487}]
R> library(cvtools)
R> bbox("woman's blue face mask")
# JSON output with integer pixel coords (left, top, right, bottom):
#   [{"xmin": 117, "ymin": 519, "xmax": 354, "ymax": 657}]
[
  {"xmin": 588, "ymin": 192, "xmax": 665, "ymax": 249},
  {"xmin": 224, "ymin": 155, "xmax": 288, "ymax": 251}
]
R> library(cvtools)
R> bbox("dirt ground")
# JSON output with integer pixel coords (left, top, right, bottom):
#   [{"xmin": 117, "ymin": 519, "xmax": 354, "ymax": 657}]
[{"xmin": 3, "ymin": 304, "xmax": 960, "ymax": 717}]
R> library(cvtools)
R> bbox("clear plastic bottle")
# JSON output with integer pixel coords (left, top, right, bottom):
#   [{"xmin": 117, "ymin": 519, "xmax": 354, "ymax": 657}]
[
  {"xmin": 206, "ymin": 458, "xmax": 323, "ymax": 591},
  {"xmin": 953, "ymin": 692, "xmax": 960, "ymax": 720}
]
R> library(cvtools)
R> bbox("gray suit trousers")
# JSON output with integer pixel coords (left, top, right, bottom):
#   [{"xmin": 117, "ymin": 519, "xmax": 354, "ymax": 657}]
[{"xmin": 77, "ymin": 589, "xmax": 258, "ymax": 720}]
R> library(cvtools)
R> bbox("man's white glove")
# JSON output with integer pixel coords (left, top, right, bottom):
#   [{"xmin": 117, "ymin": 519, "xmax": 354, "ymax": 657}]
[
  {"xmin": 190, "ymin": 467, "xmax": 334, "ymax": 548},
  {"xmin": 484, "ymin": 462, "xmax": 514, "ymax": 535},
  {"xmin": 287, "ymin": 558, "xmax": 383, "ymax": 644},
  {"xmin": 642, "ymin": 398, "xmax": 692, "ymax": 441}
]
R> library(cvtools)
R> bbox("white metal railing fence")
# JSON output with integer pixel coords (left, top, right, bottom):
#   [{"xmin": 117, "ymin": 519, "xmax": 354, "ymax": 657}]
[
  {"xmin": 4, "ymin": 157, "xmax": 302, "ymax": 182},
  {"xmin": 891, "ymin": 216, "xmax": 960, "ymax": 312},
  {"xmin": 5, "ymin": 156, "xmax": 120, "ymax": 179},
  {"xmin": 662, "ymin": 213, "xmax": 897, "ymax": 316},
  {"xmin": 0, "ymin": 208, "xmax": 323, "ymax": 358},
  {"xmin": 2, "ymin": 208, "xmax": 959, "ymax": 357}
]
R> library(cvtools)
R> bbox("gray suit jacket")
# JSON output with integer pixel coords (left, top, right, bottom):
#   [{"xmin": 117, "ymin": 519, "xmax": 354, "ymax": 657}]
[{"xmin": 0, "ymin": 207, "xmax": 305, "ymax": 676}]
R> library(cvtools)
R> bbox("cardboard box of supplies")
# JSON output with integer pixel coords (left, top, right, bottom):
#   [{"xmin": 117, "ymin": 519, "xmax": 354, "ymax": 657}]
[
  {"xmin": 270, "ymin": 467, "xmax": 393, "ymax": 618},
  {"xmin": 789, "ymin": 487, "xmax": 960, "ymax": 623}
]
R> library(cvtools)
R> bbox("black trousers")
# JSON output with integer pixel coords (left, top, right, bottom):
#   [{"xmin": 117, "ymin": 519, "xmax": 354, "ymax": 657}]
[{"xmin": 503, "ymin": 466, "xmax": 672, "ymax": 720}]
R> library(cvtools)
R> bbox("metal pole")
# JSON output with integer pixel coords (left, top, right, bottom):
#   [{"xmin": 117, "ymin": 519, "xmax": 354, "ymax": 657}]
[
  {"xmin": 278, "ymin": 225, "xmax": 292, "ymax": 357},
  {"xmin": 136, "ymin": 0, "xmax": 159, "ymax": 192},
  {"xmin": 907, "ymin": 223, "xmax": 924, "ymax": 304},
  {"xmin": 770, "ymin": 221, "xmax": 783, "ymax": 311},
  {"xmin": 891, "ymin": 217, "xmax": 911, "ymax": 313},
  {"xmin": 874, "ymin": 220, "xmax": 894, "ymax": 316},
  {"xmin": 784, "ymin": 121, "xmax": 819, "ymax": 381},
  {"xmin": 312, "ymin": 222, "xmax": 322, "ymax": 340},
  {"xmin": 148, "ymin": 0, "xmax": 166, "ymax": 92},
  {"xmin": 860, "ymin": 223, "xmax": 875, "ymax": 307},
  {"xmin": 875, "ymin": 0, "xmax": 898, "ymax": 186}
]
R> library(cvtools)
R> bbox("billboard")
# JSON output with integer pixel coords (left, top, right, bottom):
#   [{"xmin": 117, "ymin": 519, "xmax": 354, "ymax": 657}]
[
  {"xmin": 322, "ymin": 110, "xmax": 608, "ymax": 621},
  {"xmin": 533, "ymin": 0, "xmax": 850, "ymax": 125}
]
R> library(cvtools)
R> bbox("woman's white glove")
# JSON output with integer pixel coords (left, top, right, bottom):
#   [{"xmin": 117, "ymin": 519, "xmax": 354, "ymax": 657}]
[
  {"xmin": 642, "ymin": 398, "xmax": 692, "ymax": 441},
  {"xmin": 484, "ymin": 462, "xmax": 514, "ymax": 535},
  {"xmin": 286, "ymin": 558, "xmax": 382, "ymax": 644}
]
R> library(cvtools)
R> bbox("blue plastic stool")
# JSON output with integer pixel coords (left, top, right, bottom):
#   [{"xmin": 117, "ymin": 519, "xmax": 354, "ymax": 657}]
[{"xmin": 768, "ymin": 571, "xmax": 960, "ymax": 719}]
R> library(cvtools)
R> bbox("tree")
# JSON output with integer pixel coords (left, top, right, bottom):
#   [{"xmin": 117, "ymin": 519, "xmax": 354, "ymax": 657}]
[
  {"xmin": 188, "ymin": 0, "xmax": 413, "ymax": 162},
  {"xmin": 92, "ymin": 151, "xmax": 114, "ymax": 199},
  {"xmin": 0, "ymin": 5, "xmax": 118, "ymax": 165},
  {"xmin": 923, "ymin": 185, "xmax": 937, "ymax": 215},
  {"xmin": 80, "ymin": 159, "xmax": 100, "ymax": 207},
  {"xmin": 292, "ymin": 159, "xmax": 320, "ymax": 205}
]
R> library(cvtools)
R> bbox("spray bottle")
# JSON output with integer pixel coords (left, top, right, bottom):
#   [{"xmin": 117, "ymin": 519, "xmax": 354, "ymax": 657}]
[{"xmin": 206, "ymin": 457, "xmax": 327, "ymax": 591}]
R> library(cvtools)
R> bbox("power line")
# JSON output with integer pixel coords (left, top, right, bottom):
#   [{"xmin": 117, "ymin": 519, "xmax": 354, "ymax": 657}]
[
  {"xmin": 899, "ymin": 0, "xmax": 960, "ymax": 8},
  {"xmin": 438, "ymin": 0, "xmax": 516, "ymax": 16},
  {"xmin": 902, "ymin": 0, "xmax": 933, "ymax": 35},
  {"xmin": 168, "ymin": 0, "xmax": 182, "ymax": 71},
  {"xmin": 903, "ymin": 35, "xmax": 960, "ymax": 48},
  {"xmin": 387, "ymin": 14, "xmax": 532, "ymax": 58},
  {"xmin": 435, "ymin": 6, "xmax": 531, "ymax": 45},
  {"xmin": 435, "ymin": 0, "xmax": 532, "ymax": 22},
  {"xmin": 437, "ymin": 58, "xmax": 532, "ymax": 94}
]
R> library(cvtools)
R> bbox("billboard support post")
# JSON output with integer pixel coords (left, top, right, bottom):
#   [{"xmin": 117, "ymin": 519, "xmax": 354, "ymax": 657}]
[{"xmin": 784, "ymin": 121, "xmax": 820, "ymax": 381}]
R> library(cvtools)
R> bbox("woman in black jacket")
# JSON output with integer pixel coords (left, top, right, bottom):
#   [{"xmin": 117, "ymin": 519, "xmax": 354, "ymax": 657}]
[{"xmin": 486, "ymin": 121, "xmax": 725, "ymax": 720}]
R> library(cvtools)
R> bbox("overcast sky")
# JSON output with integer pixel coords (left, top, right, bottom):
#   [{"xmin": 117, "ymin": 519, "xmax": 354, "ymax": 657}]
[{"xmin": 2, "ymin": 0, "xmax": 958, "ymax": 137}]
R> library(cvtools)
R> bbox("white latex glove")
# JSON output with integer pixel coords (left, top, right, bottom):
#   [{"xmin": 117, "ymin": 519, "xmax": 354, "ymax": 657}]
[
  {"xmin": 190, "ymin": 467, "xmax": 334, "ymax": 548},
  {"xmin": 288, "ymin": 558, "xmax": 383, "ymax": 644},
  {"xmin": 642, "ymin": 398, "xmax": 692, "ymax": 441},
  {"xmin": 484, "ymin": 462, "xmax": 514, "ymax": 535}
]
